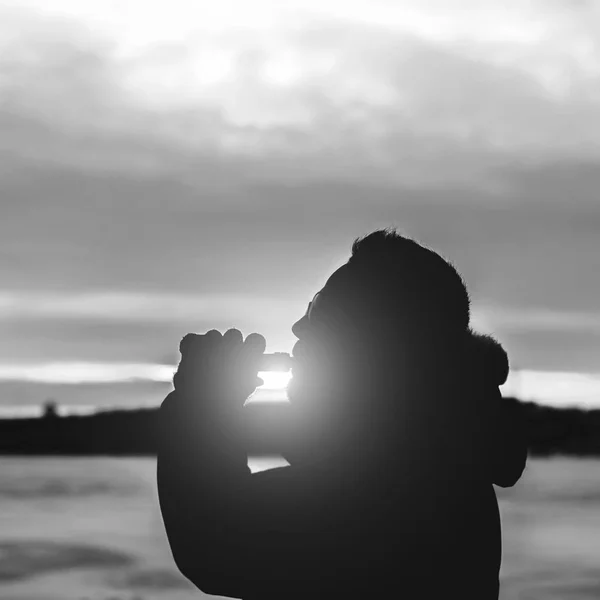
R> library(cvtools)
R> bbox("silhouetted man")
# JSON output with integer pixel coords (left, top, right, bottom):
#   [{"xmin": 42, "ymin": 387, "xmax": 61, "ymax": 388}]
[{"xmin": 157, "ymin": 228, "xmax": 528, "ymax": 599}]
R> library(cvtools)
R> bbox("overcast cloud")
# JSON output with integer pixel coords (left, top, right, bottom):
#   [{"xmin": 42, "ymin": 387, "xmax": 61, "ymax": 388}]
[{"xmin": 2, "ymin": 0, "xmax": 600, "ymax": 408}]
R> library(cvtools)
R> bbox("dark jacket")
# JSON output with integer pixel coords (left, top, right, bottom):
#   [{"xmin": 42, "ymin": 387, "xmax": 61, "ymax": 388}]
[{"xmin": 157, "ymin": 332, "xmax": 528, "ymax": 599}]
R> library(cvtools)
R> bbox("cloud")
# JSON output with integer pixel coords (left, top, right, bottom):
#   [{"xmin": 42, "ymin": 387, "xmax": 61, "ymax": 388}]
[
  {"xmin": 1, "ymin": 176, "xmax": 599, "ymax": 372},
  {"xmin": 474, "ymin": 307, "xmax": 600, "ymax": 334},
  {"xmin": 502, "ymin": 370, "xmax": 600, "ymax": 409},
  {"xmin": 0, "ymin": 379, "xmax": 172, "ymax": 410},
  {"xmin": 1, "ymin": 360, "xmax": 599, "ymax": 411},
  {"xmin": 0, "ymin": 291, "xmax": 291, "ymax": 322},
  {"xmin": 1, "ymin": 1, "xmax": 600, "ymax": 407},
  {"xmin": 0, "ymin": 362, "xmax": 174, "ymax": 384},
  {"xmin": 497, "ymin": 329, "xmax": 600, "ymax": 374},
  {"xmin": 0, "ymin": 292, "xmax": 301, "ymax": 368},
  {"xmin": 4, "ymin": 1, "xmax": 600, "ymax": 183}
]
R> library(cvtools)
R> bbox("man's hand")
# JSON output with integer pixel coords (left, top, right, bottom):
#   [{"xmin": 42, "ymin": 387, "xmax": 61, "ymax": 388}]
[
  {"xmin": 157, "ymin": 330, "xmax": 265, "ymax": 575},
  {"xmin": 172, "ymin": 328, "xmax": 266, "ymax": 413}
]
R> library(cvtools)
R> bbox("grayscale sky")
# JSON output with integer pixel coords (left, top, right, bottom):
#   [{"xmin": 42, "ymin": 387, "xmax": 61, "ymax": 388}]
[{"xmin": 2, "ymin": 0, "xmax": 600, "ymax": 410}]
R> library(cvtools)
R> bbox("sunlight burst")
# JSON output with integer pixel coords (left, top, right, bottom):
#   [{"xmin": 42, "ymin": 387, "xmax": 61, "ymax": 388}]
[{"xmin": 258, "ymin": 370, "xmax": 292, "ymax": 390}]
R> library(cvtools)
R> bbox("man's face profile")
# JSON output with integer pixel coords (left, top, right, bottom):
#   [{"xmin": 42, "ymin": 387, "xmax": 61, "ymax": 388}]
[
  {"xmin": 284, "ymin": 264, "xmax": 400, "ymax": 466},
  {"xmin": 287, "ymin": 265, "xmax": 373, "ymax": 417}
]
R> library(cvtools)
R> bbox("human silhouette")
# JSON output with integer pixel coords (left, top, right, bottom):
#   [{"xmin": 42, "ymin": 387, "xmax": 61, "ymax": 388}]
[{"xmin": 157, "ymin": 228, "xmax": 528, "ymax": 599}]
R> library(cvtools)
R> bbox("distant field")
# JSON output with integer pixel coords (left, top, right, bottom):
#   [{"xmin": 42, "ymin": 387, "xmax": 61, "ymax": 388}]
[{"xmin": 0, "ymin": 457, "xmax": 598, "ymax": 599}]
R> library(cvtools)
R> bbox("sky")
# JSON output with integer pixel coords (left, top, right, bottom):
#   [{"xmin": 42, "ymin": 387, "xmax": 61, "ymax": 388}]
[{"xmin": 2, "ymin": 0, "xmax": 600, "ymax": 411}]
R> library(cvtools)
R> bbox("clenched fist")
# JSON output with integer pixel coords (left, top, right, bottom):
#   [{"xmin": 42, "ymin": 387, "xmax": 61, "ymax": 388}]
[{"xmin": 172, "ymin": 328, "xmax": 266, "ymax": 413}]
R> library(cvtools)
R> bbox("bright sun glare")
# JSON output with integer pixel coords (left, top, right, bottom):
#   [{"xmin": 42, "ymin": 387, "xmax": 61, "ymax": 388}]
[{"xmin": 258, "ymin": 370, "xmax": 293, "ymax": 390}]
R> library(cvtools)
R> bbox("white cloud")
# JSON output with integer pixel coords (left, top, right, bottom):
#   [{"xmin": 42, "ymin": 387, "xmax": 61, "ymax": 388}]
[
  {"xmin": 0, "ymin": 291, "xmax": 291, "ymax": 322},
  {"xmin": 1, "ymin": 0, "xmax": 600, "ymax": 408},
  {"xmin": 4, "ymin": 0, "xmax": 600, "ymax": 176},
  {"xmin": 0, "ymin": 359, "xmax": 598, "ymax": 409},
  {"xmin": 502, "ymin": 370, "xmax": 600, "ymax": 409},
  {"xmin": 0, "ymin": 360, "xmax": 291, "ymax": 390},
  {"xmin": 0, "ymin": 362, "xmax": 174, "ymax": 384},
  {"xmin": 473, "ymin": 306, "xmax": 600, "ymax": 334}
]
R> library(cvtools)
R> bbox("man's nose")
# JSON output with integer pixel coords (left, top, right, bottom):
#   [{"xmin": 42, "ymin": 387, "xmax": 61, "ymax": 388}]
[{"xmin": 292, "ymin": 315, "xmax": 310, "ymax": 338}]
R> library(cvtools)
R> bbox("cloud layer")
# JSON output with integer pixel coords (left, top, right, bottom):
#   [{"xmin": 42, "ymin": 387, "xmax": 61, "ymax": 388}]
[{"xmin": 2, "ymin": 0, "xmax": 600, "ymax": 407}]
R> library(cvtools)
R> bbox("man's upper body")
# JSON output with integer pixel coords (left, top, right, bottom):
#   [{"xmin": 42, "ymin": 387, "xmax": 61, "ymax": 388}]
[{"xmin": 157, "ymin": 229, "xmax": 529, "ymax": 599}]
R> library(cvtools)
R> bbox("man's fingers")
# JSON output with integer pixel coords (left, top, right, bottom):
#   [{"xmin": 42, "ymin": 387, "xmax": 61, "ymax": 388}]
[
  {"xmin": 192, "ymin": 330, "xmax": 222, "ymax": 357},
  {"xmin": 239, "ymin": 333, "xmax": 266, "ymax": 381},
  {"xmin": 179, "ymin": 333, "xmax": 198, "ymax": 355},
  {"xmin": 223, "ymin": 328, "xmax": 243, "ymax": 346},
  {"xmin": 218, "ymin": 328, "xmax": 243, "ymax": 365},
  {"xmin": 243, "ymin": 332, "xmax": 266, "ymax": 356},
  {"xmin": 174, "ymin": 328, "xmax": 267, "ymax": 403},
  {"xmin": 204, "ymin": 329, "xmax": 222, "ymax": 343},
  {"xmin": 179, "ymin": 331, "xmax": 220, "ymax": 357}
]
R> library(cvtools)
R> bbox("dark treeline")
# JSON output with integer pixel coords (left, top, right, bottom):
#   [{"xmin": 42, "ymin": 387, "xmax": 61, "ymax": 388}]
[
  {"xmin": 513, "ymin": 397, "xmax": 600, "ymax": 456},
  {"xmin": 0, "ymin": 402, "xmax": 291, "ymax": 456},
  {"xmin": 1, "ymin": 397, "xmax": 599, "ymax": 457}
]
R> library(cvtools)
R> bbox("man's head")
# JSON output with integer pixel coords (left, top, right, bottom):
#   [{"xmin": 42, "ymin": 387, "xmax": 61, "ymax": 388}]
[
  {"xmin": 283, "ymin": 228, "xmax": 471, "ymax": 465},
  {"xmin": 291, "ymin": 227, "xmax": 470, "ymax": 367}
]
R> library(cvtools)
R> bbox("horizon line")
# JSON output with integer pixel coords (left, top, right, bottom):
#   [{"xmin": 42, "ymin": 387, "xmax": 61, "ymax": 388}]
[{"xmin": 0, "ymin": 362, "xmax": 599, "ymax": 409}]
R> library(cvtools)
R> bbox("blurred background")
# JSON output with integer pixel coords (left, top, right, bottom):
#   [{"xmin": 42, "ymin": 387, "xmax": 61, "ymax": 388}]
[{"xmin": 2, "ymin": 0, "xmax": 600, "ymax": 598}]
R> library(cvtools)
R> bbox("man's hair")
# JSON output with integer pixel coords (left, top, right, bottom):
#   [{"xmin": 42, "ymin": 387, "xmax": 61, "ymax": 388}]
[{"xmin": 346, "ymin": 227, "xmax": 471, "ymax": 331}]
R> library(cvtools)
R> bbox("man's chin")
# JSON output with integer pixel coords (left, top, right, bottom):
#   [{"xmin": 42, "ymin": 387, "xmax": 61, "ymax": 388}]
[
  {"xmin": 285, "ymin": 381, "xmax": 313, "ymax": 409},
  {"xmin": 286, "ymin": 371, "xmax": 338, "ymax": 405},
  {"xmin": 287, "ymin": 364, "xmax": 366, "ymax": 402}
]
